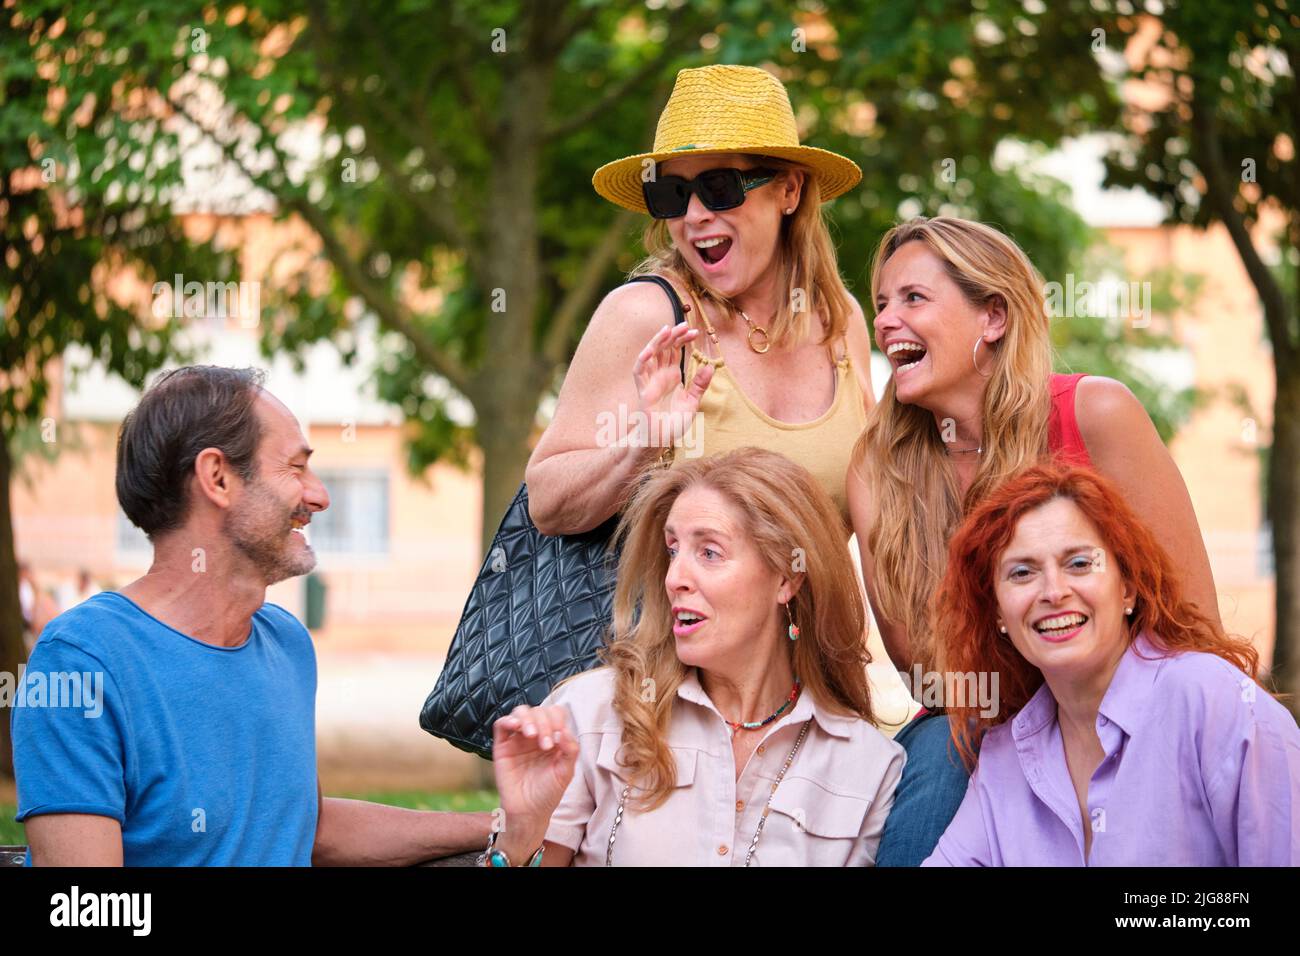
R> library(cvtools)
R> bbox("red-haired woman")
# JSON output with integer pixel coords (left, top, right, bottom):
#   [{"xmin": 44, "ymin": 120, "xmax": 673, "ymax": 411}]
[{"xmin": 923, "ymin": 463, "xmax": 1299, "ymax": 865}]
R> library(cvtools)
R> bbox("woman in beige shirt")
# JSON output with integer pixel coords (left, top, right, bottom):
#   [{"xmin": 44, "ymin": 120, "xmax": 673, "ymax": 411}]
[{"xmin": 486, "ymin": 448, "xmax": 905, "ymax": 866}]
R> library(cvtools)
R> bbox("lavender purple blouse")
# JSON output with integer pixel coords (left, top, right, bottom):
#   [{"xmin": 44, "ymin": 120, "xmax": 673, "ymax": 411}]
[{"xmin": 923, "ymin": 631, "xmax": 1300, "ymax": 866}]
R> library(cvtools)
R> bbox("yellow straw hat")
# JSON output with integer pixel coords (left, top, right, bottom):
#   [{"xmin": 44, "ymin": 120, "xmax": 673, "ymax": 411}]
[{"xmin": 592, "ymin": 64, "xmax": 862, "ymax": 214}]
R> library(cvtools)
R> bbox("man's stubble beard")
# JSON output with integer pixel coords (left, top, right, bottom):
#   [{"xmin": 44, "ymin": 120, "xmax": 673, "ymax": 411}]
[{"xmin": 225, "ymin": 477, "xmax": 317, "ymax": 586}]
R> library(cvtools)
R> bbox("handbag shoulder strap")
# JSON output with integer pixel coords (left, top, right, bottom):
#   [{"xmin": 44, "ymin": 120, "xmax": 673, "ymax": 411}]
[{"xmin": 623, "ymin": 274, "xmax": 688, "ymax": 384}]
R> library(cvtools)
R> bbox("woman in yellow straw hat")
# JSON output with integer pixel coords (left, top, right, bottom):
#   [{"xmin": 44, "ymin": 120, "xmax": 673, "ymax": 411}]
[
  {"xmin": 525, "ymin": 63, "xmax": 925, "ymax": 859},
  {"xmin": 529, "ymin": 62, "xmax": 882, "ymax": 537},
  {"xmin": 528, "ymin": 63, "xmax": 887, "ymax": 543}
]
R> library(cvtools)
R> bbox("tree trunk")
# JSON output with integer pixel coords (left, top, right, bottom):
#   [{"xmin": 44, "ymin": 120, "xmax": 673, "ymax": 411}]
[
  {"xmin": 1268, "ymin": 369, "xmax": 1300, "ymax": 715},
  {"xmin": 0, "ymin": 435, "xmax": 28, "ymax": 779},
  {"xmin": 460, "ymin": 42, "xmax": 556, "ymax": 789},
  {"xmin": 476, "ymin": 402, "xmax": 539, "ymax": 558},
  {"xmin": 472, "ymin": 44, "xmax": 553, "ymax": 556}
]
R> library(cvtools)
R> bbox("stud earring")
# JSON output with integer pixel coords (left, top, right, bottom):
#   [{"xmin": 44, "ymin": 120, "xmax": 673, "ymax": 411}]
[
  {"xmin": 784, "ymin": 208, "xmax": 794, "ymax": 215},
  {"xmin": 1125, "ymin": 607, "xmax": 1133, "ymax": 615},
  {"xmin": 999, "ymin": 625, "xmax": 1007, "ymax": 634},
  {"xmin": 784, "ymin": 601, "xmax": 799, "ymax": 641}
]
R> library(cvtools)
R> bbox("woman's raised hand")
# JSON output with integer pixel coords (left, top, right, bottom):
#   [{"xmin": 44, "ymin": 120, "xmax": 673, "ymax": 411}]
[
  {"xmin": 632, "ymin": 324, "xmax": 715, "ymax": 449},
  {"xmin": 490, "ymin": 703, "xmax": 579, "ymax": 856}
]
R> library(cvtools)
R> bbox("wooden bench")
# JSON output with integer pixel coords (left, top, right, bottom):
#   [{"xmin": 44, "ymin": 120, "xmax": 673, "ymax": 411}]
[{"xmin": 1, "ymin": 845, "xmax": 481, "ymax": 866}]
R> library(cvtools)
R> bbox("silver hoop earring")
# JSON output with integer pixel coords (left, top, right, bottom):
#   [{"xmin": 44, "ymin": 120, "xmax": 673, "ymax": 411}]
[{"xmin": 972, "ymin": 336, "xmax": 993, "ymax": 378}]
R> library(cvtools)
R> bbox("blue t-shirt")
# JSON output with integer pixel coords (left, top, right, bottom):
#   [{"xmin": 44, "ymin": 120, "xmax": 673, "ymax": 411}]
[{"xmin": 11, "ymin": 592, "xmax": 319, "ymax": 866}]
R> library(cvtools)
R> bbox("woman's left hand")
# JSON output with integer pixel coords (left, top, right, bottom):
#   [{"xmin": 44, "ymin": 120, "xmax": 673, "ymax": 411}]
[{"xmin": 491, "ymin": 704, "xmax": 580, "ymax": 850}]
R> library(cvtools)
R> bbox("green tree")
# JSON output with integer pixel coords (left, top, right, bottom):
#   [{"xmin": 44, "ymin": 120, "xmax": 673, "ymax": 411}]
[
  {"xmin": 52, "ymin": 0, "xmax": 1185, "ymax": 559},
  {"xmin": 0, "ymin": 6, "xmax": 228, "ymax": 777},
  {"xmin": 1108, "ymin": 0, "xmax": 1299, "ymax": 707},
  {"xmin": 2, "ymin": 0, "xmax": 1211, "ymax": 792},
  {"xmin": 972, "ymin": 0, "xmax": 1299, "ymax": 704}
]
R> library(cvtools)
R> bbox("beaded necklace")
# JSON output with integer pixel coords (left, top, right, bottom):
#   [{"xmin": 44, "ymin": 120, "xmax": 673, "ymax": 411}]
[{"xmin": 721, "ymin": 677, "xmax": 801, "ymax": 735}]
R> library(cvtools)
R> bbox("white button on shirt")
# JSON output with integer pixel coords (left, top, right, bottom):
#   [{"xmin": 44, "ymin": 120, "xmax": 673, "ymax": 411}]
[{"xmin": 541, "ymin": 666, "xmax": 906, "ymax": 866}]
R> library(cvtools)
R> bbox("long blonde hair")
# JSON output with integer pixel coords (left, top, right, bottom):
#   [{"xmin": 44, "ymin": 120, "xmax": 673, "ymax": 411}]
[
  {"xmin": 629, "ymin": 156, "xmax": 852, "ymax": 347},
  {"xmin": 852, "ymin": 217, "xmax": 1054, "ymax": 669},
  {"xmin": 596, "ymin": 447, "xmax": 873, "ymax": 811}
]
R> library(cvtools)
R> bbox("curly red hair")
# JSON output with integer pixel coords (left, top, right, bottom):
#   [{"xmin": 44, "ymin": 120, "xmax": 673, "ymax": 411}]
[{"xmin": 936, "ymin": 462, "xmax": 1264, "ymax": 770}]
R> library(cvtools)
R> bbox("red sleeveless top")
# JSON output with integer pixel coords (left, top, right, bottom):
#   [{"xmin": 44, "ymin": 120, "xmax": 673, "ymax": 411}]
[
  {"xmin": 1047, "ymin": 372, "xmax": 1093, "ymax": 468},
  {"xmin": 912, "ymin": 373, "xmax": 1095, "ymax": 724}
]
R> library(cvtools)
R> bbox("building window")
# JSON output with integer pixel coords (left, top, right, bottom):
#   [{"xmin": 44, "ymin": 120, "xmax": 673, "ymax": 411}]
[
  {"xmin": 116, "ymin": 471, "xmax": 391, "ymax": 557},
  {"xmin": 311, "ymin": 469, "xmax": 390, "ymax": 555},
  {"xmin": 116, "ymin": 510, "xmax": 152, "ymax": 557},
  {"xmin": 1258, "ymin": 521, "xmax": 1274, "ymax": 578}
]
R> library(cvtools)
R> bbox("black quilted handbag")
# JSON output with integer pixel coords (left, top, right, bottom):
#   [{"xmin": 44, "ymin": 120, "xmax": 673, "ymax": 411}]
[{"xmin": 419, "ymin": 275, "xmax": 687, "ymax": 758}]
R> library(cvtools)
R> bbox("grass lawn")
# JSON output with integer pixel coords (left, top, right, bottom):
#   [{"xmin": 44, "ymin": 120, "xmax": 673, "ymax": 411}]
[
  {"xmin": 0, "ymin": 808, "xmax": 21, "ymax": 846},
  {"xmin": 0, "ymin": 790, "xmax": 500, "ymax": 848},
  {"xmin": 334, "ymin": 789, "xmax": 500, "ymax": 812}
]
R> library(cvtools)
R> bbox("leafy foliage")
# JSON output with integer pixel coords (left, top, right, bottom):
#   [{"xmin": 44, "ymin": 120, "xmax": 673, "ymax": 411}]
[{"xmin": 8, "ymin": 1, "xmax": 1213, "ymax": 512}]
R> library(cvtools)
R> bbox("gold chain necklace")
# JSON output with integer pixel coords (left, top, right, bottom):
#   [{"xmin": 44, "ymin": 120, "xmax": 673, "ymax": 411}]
[{"xmin": 737, "ymin": 310, "xmax": 771, "ymax": 354}]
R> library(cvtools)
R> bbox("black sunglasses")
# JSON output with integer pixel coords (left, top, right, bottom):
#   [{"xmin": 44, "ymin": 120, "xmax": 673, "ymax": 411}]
[{"xmin": 642, "ymin": 166, "xmax": 780, "ymax": 219}]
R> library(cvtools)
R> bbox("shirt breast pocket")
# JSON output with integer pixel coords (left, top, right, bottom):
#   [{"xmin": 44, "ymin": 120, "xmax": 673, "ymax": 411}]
[
  {"xmin": 762, "ymin": 775, "xmax": 871, "ymax": 866},
  {"xmin": 593, "ymin": 733, "xmax": 700, "ymax": 865},
  {"xmin": 595, "ymin": 732, "xmax": 698, "ymax": 788}
]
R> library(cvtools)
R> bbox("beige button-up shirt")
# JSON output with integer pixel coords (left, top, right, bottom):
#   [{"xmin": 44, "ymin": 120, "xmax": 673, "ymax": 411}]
[{"xmin": 541, "ymin": 666, "xmax": 906, "ymax": 866}]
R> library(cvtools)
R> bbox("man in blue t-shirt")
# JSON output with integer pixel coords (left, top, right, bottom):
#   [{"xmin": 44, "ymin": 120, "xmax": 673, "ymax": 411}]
[{"xmin": 12, "ymin": 366, "xmax": 492, "ymax": 865}]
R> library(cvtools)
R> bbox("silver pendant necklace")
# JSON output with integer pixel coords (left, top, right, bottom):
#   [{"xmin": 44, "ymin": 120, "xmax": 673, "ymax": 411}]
[{"xmin": 604, "ymin": 720, "xmax": 811, "ymax": 866}]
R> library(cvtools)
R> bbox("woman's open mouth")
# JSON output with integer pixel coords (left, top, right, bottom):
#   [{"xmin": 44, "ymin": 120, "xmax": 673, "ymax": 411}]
[
  {"xmin": 1032, "ymin": 612, "xmax": 1089, "ymax": 643},
  {"xmin": 887, "ymin": 340, "xmax": 928, "ymax": 376},
  {"xmin": 693, "ymin": 236, "xmax": 733, "ymax": 270},
  {"xmin": 673, "ymin": 608, "xmax": 708, "ymax": 638}
]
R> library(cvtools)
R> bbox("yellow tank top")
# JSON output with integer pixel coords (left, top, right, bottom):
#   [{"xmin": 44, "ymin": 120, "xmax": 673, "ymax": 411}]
[
  {"xmin": 667, "ymin": 288, "xmax": 923, "ymax": 735},
  {"xmin": 669, "ymin": 296, "xmax": 868, "ymax": 527}
]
